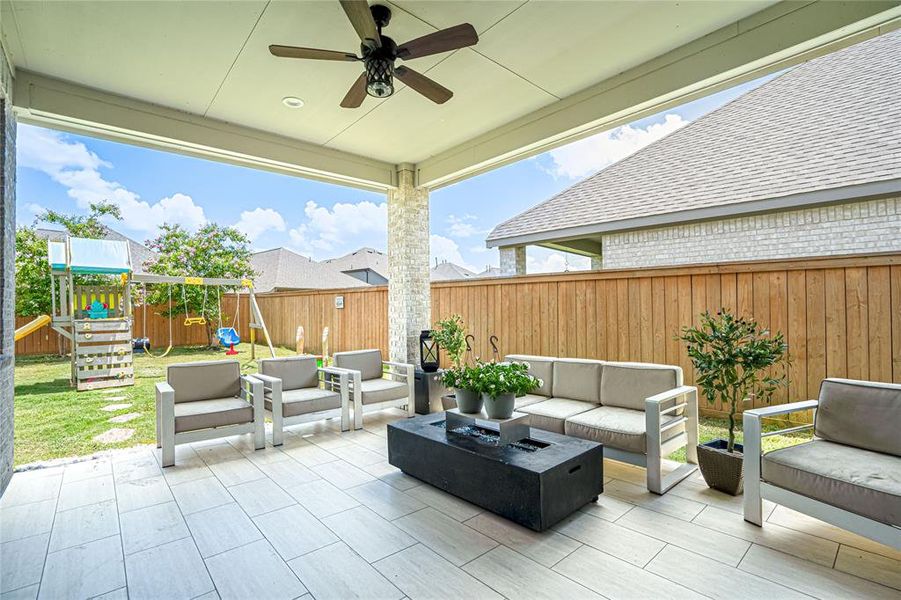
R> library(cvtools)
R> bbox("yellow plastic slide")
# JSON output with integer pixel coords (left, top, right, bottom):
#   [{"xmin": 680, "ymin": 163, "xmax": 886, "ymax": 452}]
[{"xmin": 15, "ymin": 315, "xmax": 51, "ymax": 342}]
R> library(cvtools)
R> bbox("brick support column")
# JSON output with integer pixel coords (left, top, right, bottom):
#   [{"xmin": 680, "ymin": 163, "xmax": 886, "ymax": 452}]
[
  {"xmin": 0, "ymin": 61, "xmax": 15, "ymax": 496},
  {"xmin": 387, "ymin": 166, "xmax": 430, "ymax": 364},
  {"xmin": 499, "ymin": 245, "xmax": 526, "ymax": 276}
]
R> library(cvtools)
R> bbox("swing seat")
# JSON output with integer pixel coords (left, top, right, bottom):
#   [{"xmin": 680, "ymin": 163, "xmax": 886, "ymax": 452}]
[
  {"xmin": 184, "ymin": 317, "xmax": 207, "ymax": 326},
  {"xmin": 216, "ymin": 327, "xmax": 241, "ymax": 347}
]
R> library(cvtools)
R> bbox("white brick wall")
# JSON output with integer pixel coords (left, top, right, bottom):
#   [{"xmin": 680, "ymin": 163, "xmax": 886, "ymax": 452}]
[
  {"xmin": 499, "ymin": 246, "xmax": 526, "ymax": 276},
  {"xmin": 602, "ymin": 197, "xmax": 901, "ymax": 269},
  {"xmin": 1, "ymin": 96, "xmax": 15, "ymax": 495}
]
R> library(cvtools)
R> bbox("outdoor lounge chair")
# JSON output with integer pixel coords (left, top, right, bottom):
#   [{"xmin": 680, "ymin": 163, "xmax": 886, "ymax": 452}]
[
  {"xmin": 252, "ymin": 356, "xmax": 351, "ymax": 446},
  {"xmin": 332, "ymin": 349, "xmax": 414, "ymax": 430},
  {"xmin": 744, "ymin": 378, "xmax": 901, "ymax": 549},
  {"xmin": 155, "ymin": 360, "xmax": 264, "ymax": 467},
  {"xmin": 506, "ymin": 355, "xmax": 699, "ymax": 494}
]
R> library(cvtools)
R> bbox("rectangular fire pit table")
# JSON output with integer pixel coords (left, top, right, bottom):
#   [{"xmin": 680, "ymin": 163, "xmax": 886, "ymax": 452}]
[{"xmin": 387, "ymin": 411, "xmax": 604, "ymax": 531}]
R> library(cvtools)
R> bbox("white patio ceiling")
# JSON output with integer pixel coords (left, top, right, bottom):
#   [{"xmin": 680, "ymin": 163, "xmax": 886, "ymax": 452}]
[{"xmin": 3, "ymin": 1, "xmax": 900, "ymax": 190}]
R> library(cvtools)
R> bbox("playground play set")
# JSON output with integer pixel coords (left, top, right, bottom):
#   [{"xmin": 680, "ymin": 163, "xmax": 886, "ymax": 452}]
[{"xmin": 14, "ymin": 236, "xmax": 276, "ymax": 391}]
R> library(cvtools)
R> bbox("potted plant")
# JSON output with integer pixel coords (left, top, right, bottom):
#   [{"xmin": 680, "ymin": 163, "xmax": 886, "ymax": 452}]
[
  {"xmin": 433, "ymin": 315, "xmax": 482, "ymax": 413},
  {"xmin": 475, "ymin": 360, "xmax": 542, "ymax": 419},
  {"xmin": 679, "ymin": 310, "xmax": 788, "ymax": 495}
]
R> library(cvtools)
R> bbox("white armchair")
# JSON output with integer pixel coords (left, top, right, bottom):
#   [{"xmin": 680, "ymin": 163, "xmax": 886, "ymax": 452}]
[
  {"xmin": 332, "ymin": 349, "xmax": 414, "ymax": 430},
  {"xmin": 156, "ymin": 360, "xmax": 264, "ymax": 467},
  {"xmin": 744, "ymin": 378, "xmax": 900, "ymax": 550},
  {"xmin": 253, "ymin": 356, "xmax": 350, "ymax": 446}
]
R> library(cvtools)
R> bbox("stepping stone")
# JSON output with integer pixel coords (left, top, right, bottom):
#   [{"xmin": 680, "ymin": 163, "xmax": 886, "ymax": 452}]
[
  {"xmin": 108, "ymin": 412, "xmax": 141, "ymax": 424},
  {"xmin": 101, "ymin": 403, "xmax": 132, "ymax": 412},
  {"xmin": 93, "ymin": 428, "xmax": 135, "ymax": 444}
]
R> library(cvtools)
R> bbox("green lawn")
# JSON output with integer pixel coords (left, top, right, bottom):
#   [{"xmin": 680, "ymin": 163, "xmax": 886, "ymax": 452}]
[
  {"xmin": 14, "ymin": 344, "xmax": 295, "ymax": 466},
  {"xmin": 14, "ymin": 347, "xmax": 811, "ymax": 466},
  {"xmin": 667, "ymin": 415, "xmax": 812, "ymax": 462}
]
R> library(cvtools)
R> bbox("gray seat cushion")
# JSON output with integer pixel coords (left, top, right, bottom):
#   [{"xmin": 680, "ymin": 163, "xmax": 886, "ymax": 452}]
[
  {"xmin": 514, "ymin": 393, "xmax": 547, "ymax": 410},
  {"xmin": 168, "ymin": 360, "xmax": 240, "ymax": 403},
  {"xmin": 762, "ymin": 440, "xmax": 901, "ymax": 526},
  {"xmin": 360, "ymin": 378, "xmax": 408, "ymax": 405},
  {"xmin": 519, "ymin": 398, "xmax": 595, "ymax": 434},
  {"xmin": 564, "ymin": 406, "xmax": 683, "ymax": 454},
  {"xmin": 815, "ymin": 378, "xmax": 901, "ymax": 457},
  {"xmin": 334, "ymin": 349, "xmax": 383, "ymax": 381},
  {"xmin": 551, "ymin": 359, "xmax": 603, "ymax": 404},
  {"xmin": 266, "ymin": 387, "xmax": 341, "ymax": 417},
  {"xmin": 600, "ymin": 361, "xmax": 682, "ymax": 411},
  {"xmin": 506, "ymin": 355, "xmax": 555, "ymax": 397},
  {"xmin": 174, "ymin": 397, "xmax": 252, "ymax": 433},
  {"xmin": 260, "ymin": 356, "xmax": 318, "ymax": 391}
]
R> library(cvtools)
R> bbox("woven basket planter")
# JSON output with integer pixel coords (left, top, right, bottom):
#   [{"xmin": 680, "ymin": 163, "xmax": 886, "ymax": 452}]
[{"xmin": 697, "ymin": 440, "xmax": 745, "ymax": 496}]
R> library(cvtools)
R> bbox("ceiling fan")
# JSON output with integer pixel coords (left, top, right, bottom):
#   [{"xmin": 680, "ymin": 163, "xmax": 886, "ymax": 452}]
[{"xmin": 270, "ymin": 0, "xmax": 478, "ymax": 108}]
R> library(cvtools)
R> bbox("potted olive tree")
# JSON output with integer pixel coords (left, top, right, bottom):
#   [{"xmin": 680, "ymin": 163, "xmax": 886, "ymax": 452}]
[
  {"xmin": 433, "ymin": 315, "xmax": 482, "ymax": 413},
  {"xmin": 475, "ymin": 361, "xmax": 542, "ymax": 419},
  {"xmin": 679, "ymin": 310, "xmax": 788, "ymax": 495}
]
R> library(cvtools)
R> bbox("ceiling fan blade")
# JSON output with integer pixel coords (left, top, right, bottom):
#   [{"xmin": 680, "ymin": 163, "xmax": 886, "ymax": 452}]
[
  {"xmin": 396, "ymin": 24, "xmax": 478, "ymax": 60},
  {"xmin": 395, "ymin": 66, "xmax": 453, "ymax": 104},
  {"xmin": 339, "ymin": 0, "xmax": 381, "ymax": 49},
  {"xmin": 340, "ymin": 73, "xmax": 368, "ymax": 108},
  {"xmin": 269, "ymin": 45, "xmax": 358, "ymax": 61}
]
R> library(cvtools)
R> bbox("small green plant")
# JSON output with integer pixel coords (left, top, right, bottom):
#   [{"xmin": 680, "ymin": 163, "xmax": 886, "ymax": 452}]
[
  {"xmin": 431, "ymin": 314, "xmax": 468, "ymax": 369},
  {"xmin": 679, "ymin": 309, "xmax": 788, "ymax": 453},
  {"xmin": 473, "ymin": 361, "xmax": 542, "ymax": 398},
  {"xmin": 440, "ymin": 362, "xmax": 480, "ymax": 391}
]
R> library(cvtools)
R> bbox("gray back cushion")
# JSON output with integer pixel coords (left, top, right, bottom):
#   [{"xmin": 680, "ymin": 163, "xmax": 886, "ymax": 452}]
[
  {"xmin": 168, "ymin": 360, "xmax": 240, "ymax": 403},
  {"xmin": 551, "ymin": 359, "xmax": 603, "ymax": 404},
  {"xmin": 261, "ymin": 356, "xmax": 318, "ymax": 391},
  {"xmin": 600, "ymin": 362, "xmax": 682, "ymax": 411},
  {"xmin": 815, "ymin": 378, "xmax": 901, "ymax": 457},
  {"xmin": 333, "ymin": 349, "xmax": 383, "ymax": 381},
  {"xmin": 505, "ymin": 355, "xmax": 554, "ymax": 397}
]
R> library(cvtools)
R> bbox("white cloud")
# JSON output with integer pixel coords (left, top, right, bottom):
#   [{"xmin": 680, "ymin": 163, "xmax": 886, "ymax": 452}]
[
  {"xmin": 17, "ymin": 124, "xmax": 207, "ymax": 235},
  {"xmin": 446, "ymin": 214, "xmax": 486, "ymax": 238},
  {"xmin": 288, "ymin": 199, "xmax": 387, "ymax": 256},
  {"xmin": 526, "ymin": 250, "xmax": 590, "ymax": 274},
  {"xmin": 430, "ymin": 234, "xmax": 478, "ymax": 273},
  {"xmin": 234, "ymin": 207, "xmax": 286, "ymax": 243},
  {"xmin": 545, "ymin": 113, "xmax": 688, "ymax": 179}
]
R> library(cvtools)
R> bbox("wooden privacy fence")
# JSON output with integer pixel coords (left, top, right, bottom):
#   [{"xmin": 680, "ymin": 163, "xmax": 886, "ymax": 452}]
[{"xmin": 15, "ymin": 254, "xmax": 901, "ymax": 417}]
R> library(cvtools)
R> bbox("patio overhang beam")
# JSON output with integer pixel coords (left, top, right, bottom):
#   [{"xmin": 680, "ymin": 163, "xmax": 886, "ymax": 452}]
[
  {"xmin": 417, "ymin": 1, "xmax": 901, "ymax": 190},
  {"xmin": 12, "ymin": 71, "xmax": 396, "ymax": 192},
  {"xmin": 537, "ymin": 238, "xmax": 603, "ymax": 258}
]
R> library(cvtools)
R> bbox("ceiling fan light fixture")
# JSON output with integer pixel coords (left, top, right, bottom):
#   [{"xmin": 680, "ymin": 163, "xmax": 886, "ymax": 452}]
[
  {"xmin": 365, "ymin": 56, "xmax": 394, "ymax": 98},
  {"xmin": 281, "ymin": 96, "xmax": 305, "ymax": 108}
]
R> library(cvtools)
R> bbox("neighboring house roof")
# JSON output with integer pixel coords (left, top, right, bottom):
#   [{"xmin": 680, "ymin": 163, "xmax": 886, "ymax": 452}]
[
  {"xmin": 476, "ymin": 266, "xmax": 503, "ymax": 278},
  {"xmin": 36, "ymin": 227, "xmax": 156, "ymax": 274},
  {"xmin": 322, "ymin": 247, "xmax": 388, "ymax": 279},
  {"xmin": 251, "ymin": 248, "xmax": 369, "ymax": 293},
  {"xmin": 430, "ymin": 261, "xmax": 476, "ymax": 281},
  {"xmin": 487, "ymin": 31, "xmax": 901, "ymax": 248}
]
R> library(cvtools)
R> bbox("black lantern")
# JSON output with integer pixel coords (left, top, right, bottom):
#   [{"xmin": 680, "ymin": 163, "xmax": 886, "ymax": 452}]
[
  {"xmin": 419, "ymin": 330, "xmax": 439, "ymax": 372},
  {"xmin": 366, "ymin": 56, "xmax": 394, "ymax": 98}
]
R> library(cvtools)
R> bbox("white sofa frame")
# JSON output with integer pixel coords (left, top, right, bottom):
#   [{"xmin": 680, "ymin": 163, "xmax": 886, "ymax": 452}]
[
  {"xmin": 345, "ymin": 360, "xmax": 415, "ymax": 430},
  {"xmin": 156, "ymin": 375, "xmax": 264, "ymax": 468},
  {"xmin": 251, "ymin": 367, "xmax": 351, "ymax": 446},
  {"xmin": 743, "ymin": 400, "xmax": 901, "ymax": 550},
  {"xmin": 601, "ymin": 384, "xmax": 700, "ymax": 494}
]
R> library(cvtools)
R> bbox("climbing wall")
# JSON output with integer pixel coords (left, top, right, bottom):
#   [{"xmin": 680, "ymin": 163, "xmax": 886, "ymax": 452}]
[{"xmin": 74, "ymin": 318, "xmax": 134, "ymax": 391}]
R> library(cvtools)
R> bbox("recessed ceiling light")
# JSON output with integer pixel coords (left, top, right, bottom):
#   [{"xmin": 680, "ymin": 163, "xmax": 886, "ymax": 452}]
[{"xmin": 282, "ymin": 96, "xmax": 304, "ymax": 108}]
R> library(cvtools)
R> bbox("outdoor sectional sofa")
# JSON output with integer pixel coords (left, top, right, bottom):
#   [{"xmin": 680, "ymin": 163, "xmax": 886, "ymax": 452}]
[
  {"xmin": 506, "ymin": 354, "xmax": 699, "ymax": 494},
  {"xmin": 744, "ymin": 378, "xmax": 901, "ymax": 549}
]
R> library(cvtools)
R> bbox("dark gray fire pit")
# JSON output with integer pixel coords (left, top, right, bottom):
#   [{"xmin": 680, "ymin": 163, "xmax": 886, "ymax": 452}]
[{"xmin": 387, "ymin": 412, "xmax": 604, "ymax": 531}]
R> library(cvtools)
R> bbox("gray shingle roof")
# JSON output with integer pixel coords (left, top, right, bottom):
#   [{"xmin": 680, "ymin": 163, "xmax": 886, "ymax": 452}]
[
  {"xmin": 430, "ymin": 262, "xmax": 476, "ymax": 281},
  {"xmin": 322, "ymin": 247, "xmax": 388, "ymax": 279},
  {"xmin": 487, "ymin": 31, "xmax": 901, "ymax": 245},
  {"xmin": 251, "ymin": 248, "xmax": 369, "ymax": 293}
]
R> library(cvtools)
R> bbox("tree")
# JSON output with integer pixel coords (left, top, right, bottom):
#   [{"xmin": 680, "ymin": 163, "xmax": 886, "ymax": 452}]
[
  {"xmin": 15, "ymin": 202, "xmax": 122, "ymax": 316},
  {"xmin": 144, "ymin": 223, "xmax": 254, "ymax": 346}
]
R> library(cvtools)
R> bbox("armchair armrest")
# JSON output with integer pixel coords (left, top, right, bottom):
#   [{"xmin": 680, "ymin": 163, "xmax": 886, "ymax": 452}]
[
  {"xmin": 155, "ymin": 382, "xmax": 175, "ymax": 466},
  {"xmin": 646, "ymin": 385, "xmax": 697, "ymax": 408},
  {"xmin": 646, "ymin": 385, "xmax": 699, "ymax": 465},
  {"xmin": 251, "ymin": 372, "xmax": 282, "ymax": 391},
  {"xmin": 241, "ymin": 375, "xmax": 266, "ymax": 450},
  {"xmin": 383, "ymin": 360, "xmax": 414, "ymax": 380},
  {"xmin": 320, "ymin": 367, "xmax": 351, "ymax": 431},
  {"xmin": 743, "ymin": 399, "xmax": 818, "ymax": 420}
]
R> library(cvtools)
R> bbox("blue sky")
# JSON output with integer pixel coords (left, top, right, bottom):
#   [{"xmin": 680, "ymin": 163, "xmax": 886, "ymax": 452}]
[{"xmin": 17, "ymin": 75, "xmax": 773, "ymax": 274}]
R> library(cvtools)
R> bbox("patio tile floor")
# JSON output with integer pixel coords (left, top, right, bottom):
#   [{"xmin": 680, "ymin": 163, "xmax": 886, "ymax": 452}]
[{"xmin": 2, "ymin": 408, "xmax": 899, "ymax": 600}]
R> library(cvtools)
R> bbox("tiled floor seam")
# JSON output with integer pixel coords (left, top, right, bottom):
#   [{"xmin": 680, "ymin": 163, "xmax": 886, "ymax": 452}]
[
  {"xmin": 33, "ymin": 471, "xmax": 64, "ymax": 599},
  {"xmin": 165, "ymin": 479, "xmax": 221, "ymax": 600},
  {"xmin": 112, "ymin": 473, "xmax": 130, "ymax": 595}
]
